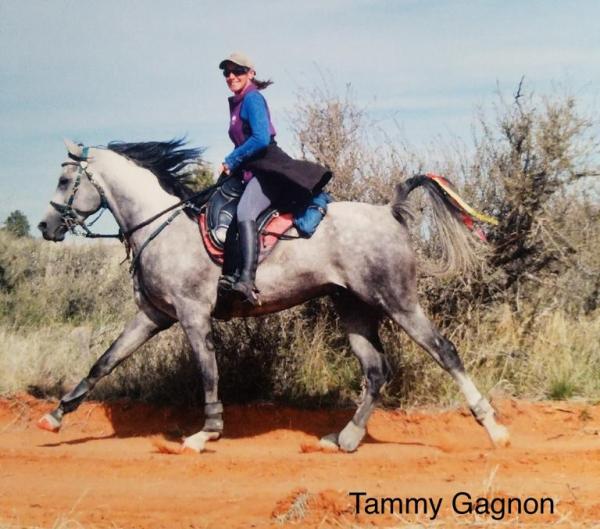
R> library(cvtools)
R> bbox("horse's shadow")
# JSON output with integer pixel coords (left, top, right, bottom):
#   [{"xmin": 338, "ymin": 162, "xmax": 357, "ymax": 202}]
[
  {"xmin": 39, "ymin": 434, "xmax": 116, "ymax": 447},
  {"xmin": 38, "ymin": 400, "xmax": 446, "ymax": 452},
  {"xmin": 38, "ymin": 400, "xmax": 352, "ymax": 446}
]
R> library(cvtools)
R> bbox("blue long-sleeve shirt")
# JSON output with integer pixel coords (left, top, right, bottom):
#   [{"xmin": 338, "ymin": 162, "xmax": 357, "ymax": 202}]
[{"xmin": 225, "ymin": 89, "xmax": 274, "ymax": 172}]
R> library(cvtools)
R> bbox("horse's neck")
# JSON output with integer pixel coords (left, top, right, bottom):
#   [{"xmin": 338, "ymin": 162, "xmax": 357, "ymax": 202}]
[{"xmin": 93, "ymin": 151, "xmax": 182, "ymax": 239}]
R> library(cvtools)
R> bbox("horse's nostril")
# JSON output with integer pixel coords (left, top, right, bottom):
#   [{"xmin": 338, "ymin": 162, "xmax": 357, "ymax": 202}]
[{"xmin": 38, "ymin": 221, "xmax": 47, "ymax": 231}]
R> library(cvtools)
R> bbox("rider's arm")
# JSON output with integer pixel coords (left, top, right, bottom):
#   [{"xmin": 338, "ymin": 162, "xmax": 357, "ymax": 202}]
[{"xmin": 224, "ymin": 91, "xmax": 271, "ymax": 172}]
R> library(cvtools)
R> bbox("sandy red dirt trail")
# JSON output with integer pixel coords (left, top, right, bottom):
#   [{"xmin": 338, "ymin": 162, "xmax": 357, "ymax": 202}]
[{"xmin": 0, "ymin": 396, "xmax": 599, "ymax": 529}]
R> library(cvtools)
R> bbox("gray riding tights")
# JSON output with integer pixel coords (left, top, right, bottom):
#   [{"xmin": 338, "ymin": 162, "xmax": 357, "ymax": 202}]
[{"xmin": 236, "ymin": 174, "xmax": 283, "ymax": 223}]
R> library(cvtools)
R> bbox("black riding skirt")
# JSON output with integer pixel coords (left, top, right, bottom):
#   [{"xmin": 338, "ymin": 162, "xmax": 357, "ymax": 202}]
[{"xmin": 242, "ymin": 144, "xmax": 332, "ymax": 198}]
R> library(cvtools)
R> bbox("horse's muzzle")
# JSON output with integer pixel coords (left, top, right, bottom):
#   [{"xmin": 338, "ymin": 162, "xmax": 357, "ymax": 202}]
[{"xmin": 38, "ymin": 221, "xmax": 66, "ymax": 242}]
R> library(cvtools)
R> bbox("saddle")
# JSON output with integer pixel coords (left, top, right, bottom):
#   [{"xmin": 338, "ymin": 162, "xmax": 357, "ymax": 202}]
[{"xmin": 197, "ymin": 176, "xmax": 295, "ymax": 265}]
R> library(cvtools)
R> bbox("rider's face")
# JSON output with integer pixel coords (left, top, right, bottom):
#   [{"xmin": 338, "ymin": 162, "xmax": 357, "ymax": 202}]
[{"xmin": 223, "ymin": 64, "xmax": 255, "ymax": 94}]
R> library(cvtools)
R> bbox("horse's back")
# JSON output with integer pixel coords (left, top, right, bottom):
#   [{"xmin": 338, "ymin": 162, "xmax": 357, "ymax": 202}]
[
  {"xmin": 257, "ymin": 201, "xmax": 415, "ymax": 299},
  {"xmin": 326, "ymin": 200, "xmax": 408, "ymax": 232},
  {"xmin": 323, "ymin": 201, "xmax": 412, "ymax": 254}
]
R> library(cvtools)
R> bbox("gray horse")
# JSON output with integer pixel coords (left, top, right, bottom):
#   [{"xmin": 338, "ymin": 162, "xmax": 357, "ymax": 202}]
[{"xmin": 37, "ymin": 139, "xmax": 509, "ymax": 453}]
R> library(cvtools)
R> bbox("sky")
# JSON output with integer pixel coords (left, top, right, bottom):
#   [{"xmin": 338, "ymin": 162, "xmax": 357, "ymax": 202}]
[{"xmin": 1, "ymin": 0, "xmax": 599, "ymax": 236}]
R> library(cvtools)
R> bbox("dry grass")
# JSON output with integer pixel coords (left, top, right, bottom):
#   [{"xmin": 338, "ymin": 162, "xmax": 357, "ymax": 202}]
[
  {"xmin": 382, "ymin": 304, "xmax": 600, "ymax": 407},
  {"xmin": 1, "ymin": 85, "xmax": 599, "ymax": 409},
  {"xmin": 1, "ymin": 227, "xmax": 599, "ymax": 408}
]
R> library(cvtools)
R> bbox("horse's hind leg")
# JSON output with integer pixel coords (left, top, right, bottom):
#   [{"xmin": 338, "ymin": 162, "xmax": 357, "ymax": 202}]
[
  {"xmin": 323, "ymin": 294, "xmax": 389, "ymax": 452},
  {"xmin": 393, "ymin": 304, "xmax": 509, "ymax": 447},
  {"xmin": 38, "ymin": 309, "xmax": 172, "ymax": 432}
]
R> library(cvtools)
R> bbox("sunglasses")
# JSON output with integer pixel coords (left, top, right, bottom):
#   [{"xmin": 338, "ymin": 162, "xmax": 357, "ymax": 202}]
[{"xmin": 222, "ymin": 65, "xmax": 249, "ymax": 77}]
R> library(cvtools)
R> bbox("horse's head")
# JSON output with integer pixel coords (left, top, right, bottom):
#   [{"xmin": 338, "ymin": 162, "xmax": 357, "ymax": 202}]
[{"xmin": 38, "ymin": 140, "xmax": 107, "ymax": 241}]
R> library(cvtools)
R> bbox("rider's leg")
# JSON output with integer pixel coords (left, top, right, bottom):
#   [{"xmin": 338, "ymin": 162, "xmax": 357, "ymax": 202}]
[
  {"xmin": 218, "ymin": 217, "xmax": 241, "ymax": 290},
  {"xmin": 232, "ymin": 218, "xmax": 261, "ymax": 304},
  {"xmin": 233, "ymin": 175, "xmax": 281, "ymax": 305}
]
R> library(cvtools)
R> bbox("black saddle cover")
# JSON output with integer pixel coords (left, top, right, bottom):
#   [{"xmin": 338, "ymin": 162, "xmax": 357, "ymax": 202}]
[{"xmin": 204, "ymin": 176, "xmax": 279, "ymax": 250}]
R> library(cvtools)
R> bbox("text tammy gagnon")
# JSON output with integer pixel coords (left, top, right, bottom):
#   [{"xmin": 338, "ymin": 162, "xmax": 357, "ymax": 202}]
[{"xmin": 349, "ymin": 491, "xmax": 555, "ymax": 521}]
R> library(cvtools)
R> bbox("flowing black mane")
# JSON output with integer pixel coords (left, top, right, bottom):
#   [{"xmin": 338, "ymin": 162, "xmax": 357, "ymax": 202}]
[{"xmin": 107, "ymin": 139, "xmax": 205, "ymax": 201}]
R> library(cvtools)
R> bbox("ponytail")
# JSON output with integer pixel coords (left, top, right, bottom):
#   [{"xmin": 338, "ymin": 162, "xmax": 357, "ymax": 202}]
[{"xmin": 253, "ymin": 78, "xmax": 273, "ymax": 90}]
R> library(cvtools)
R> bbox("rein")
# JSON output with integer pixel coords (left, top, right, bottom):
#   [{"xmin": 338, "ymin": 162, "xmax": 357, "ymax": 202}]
[{"xmin": 51, "ymin": 147, "xmax": 218, "ymax": 274}]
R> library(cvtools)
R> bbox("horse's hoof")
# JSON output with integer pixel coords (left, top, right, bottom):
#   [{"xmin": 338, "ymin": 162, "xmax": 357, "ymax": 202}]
[
  {"xmin": 203, "ymin": 430, "xmax": 221, "ymax": 441},
  {"xmin": 338, "ymin": 422, "xmax": 366, "ymax": 453},
  {"xmin": 489, "ymin": 423, "xmax": 511, "ymax": 448},
  {"xmin": 319, "ymin": 433, "xmax": 339, "ymax": 450},
  {"xmin": 480, "ymin": 412, "xmax": 511, "ymax": 448},
  {"xmin": 181, "ymin": 431, "xmax": 220, "ymax": 453},
  {"xmin": 38, "ymin": 413, "xmax": 61, "ymax": 433}
]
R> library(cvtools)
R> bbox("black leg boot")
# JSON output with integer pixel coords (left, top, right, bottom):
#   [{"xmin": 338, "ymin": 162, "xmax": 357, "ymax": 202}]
[
  {"xmin": 231, "ymin": 220, "xmax": 261, "ymax": 306},
  {"xmin": 218, "ymin": 220, "xmax": 241, "ymax": 292}
]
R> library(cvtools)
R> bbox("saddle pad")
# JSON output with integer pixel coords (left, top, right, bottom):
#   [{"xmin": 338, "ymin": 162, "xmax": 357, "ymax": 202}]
[{"xmin": 198, "ymin": 211, "xmax": 294, "ymax": 265}]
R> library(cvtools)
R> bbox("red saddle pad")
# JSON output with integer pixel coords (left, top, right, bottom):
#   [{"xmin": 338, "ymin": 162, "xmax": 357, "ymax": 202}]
[{"xmin": 198, "ymin": 211, "xmax": 295, "ymax": 265}]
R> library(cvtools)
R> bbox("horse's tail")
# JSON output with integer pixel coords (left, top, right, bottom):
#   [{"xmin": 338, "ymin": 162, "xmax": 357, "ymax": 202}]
[{"xmin": 391, "ymin": 173, "xmax": 498, "ymax": 276}]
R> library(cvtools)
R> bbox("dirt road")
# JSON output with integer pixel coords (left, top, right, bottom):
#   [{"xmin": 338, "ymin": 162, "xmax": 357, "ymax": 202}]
[{"xmin": 0, "ymin": 396, "xmax": 599, "ymax": 528}]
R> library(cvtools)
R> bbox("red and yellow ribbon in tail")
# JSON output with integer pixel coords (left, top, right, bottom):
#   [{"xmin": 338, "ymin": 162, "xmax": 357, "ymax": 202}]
[{"xmin": 426, "ymin": 173, "xmax": 498, "ymax": 241}]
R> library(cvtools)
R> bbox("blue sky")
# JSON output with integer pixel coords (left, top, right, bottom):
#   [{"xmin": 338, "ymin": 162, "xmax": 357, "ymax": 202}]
[{"xmin": 1, "ymin": 0, "xmax": 599, "ymax": 235}]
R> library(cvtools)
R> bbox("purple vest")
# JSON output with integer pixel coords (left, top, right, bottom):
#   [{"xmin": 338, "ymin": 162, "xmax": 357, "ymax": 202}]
[
  {"xmin": 228, "ymin": 83, "xmax": 276, "ymax": 145},
  {"xmin": 228, "ymin": 84, "xmax": 276, "ymax": 182}
]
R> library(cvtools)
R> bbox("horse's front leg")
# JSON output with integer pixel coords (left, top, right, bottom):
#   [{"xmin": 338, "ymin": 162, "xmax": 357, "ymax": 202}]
[
  {"xmin": 38, "ymin": 309, "xmax": 173, "ymax": 432},
  {"xmin": 175, "ymin": 301, "xmax": 223, "ymax": 453}
]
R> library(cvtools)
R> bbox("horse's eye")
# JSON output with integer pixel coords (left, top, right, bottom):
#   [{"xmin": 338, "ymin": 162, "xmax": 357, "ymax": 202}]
[{"xmin": 58, "ymin": 177, "xmax": 69, "ymax": 186}]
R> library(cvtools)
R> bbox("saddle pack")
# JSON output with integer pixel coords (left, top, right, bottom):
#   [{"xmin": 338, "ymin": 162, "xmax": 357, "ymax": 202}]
[{"xmin": 198, "ymin": 176, "xmax": 294, "ymax": 265}]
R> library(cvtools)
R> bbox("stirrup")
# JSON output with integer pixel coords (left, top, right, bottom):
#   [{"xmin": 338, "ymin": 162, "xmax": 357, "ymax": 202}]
[
  {"xmin": 231, "ymin": 280, "xmax": 261, "ymax": 306},
  {"xmin": 217, "ymin": 274, "xmax": 237, "ymax": 291}
]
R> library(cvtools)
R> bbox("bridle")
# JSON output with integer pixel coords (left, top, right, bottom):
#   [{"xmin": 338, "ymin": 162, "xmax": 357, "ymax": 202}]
[
  {"xmin": 49, "ymin": 145, "xmax": 219, "ymax": 273},
  {"xmin": 50, "ymin": 147, "xmax": 115, "ymax": 239}
]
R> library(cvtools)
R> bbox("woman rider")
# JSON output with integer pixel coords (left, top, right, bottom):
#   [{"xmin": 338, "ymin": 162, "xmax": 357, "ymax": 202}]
[{"xmin": 218, "ymin": 52, "xmax": 332, "ymax": 306}]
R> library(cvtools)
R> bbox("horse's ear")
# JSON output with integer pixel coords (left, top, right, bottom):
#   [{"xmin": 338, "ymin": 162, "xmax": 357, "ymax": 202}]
[{"xmin": 64, "ymin": 139, "xmax": 83, "ymax": 158}]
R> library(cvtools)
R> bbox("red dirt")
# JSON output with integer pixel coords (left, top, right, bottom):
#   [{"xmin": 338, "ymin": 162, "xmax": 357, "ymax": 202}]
[{"xmin": 1, "ymin": 395, "xmax": 599, "ymax": 528}]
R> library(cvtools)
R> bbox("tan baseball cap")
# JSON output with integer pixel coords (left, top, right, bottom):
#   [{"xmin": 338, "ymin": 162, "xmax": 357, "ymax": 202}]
[{"xmin": 218, "ymin": 52, "xmax": 254, "ymax": 70}]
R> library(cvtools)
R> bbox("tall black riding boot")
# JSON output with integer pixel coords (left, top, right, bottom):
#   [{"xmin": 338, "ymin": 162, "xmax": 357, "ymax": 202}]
[
  {"xmin": 231, "ymin": 220, "xmax": 261, "ymax": 306},
  {"xmin": 218, "ymin": 221, "xmax": 241, "ymax": 292}
]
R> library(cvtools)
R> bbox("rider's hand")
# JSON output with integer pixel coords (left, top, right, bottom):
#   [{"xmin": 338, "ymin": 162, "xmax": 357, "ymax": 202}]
[{"xmin": 219, "ymin": 163, "xmax": 230, "ymax": 175}]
